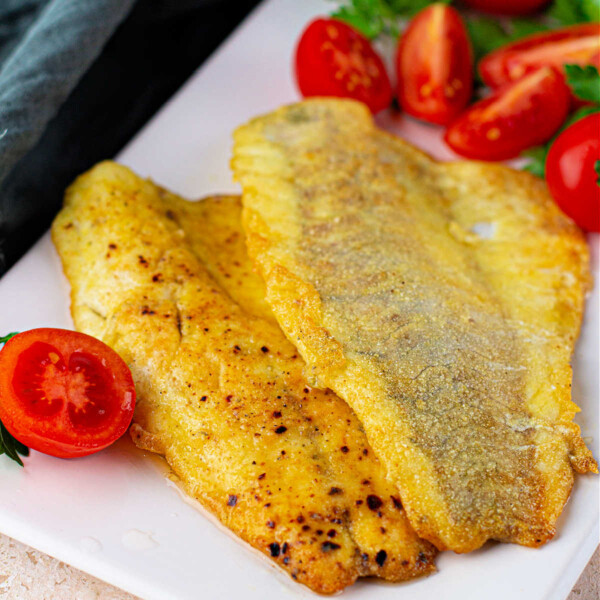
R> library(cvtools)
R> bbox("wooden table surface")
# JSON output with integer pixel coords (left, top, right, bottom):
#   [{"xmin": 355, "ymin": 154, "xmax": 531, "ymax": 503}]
[{"xmin": 2, "ymin": 533, "xmax": 597, "ymax": 599}]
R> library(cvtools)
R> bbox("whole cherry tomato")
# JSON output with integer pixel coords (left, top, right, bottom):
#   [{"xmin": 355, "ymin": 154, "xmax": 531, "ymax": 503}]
[
  {"xmin": 396, "ymin": 3, "xmax": 473, "ymax": 125},
  {"xmin": 445, "ymin": 67, "xmax": 570, "ymax": 160},
  {"xmin": 295, "ymin": 18, "xmax": 392, "ymax": 113},
  {"xmin": 546, "ymin": 112, "xmax": 600, "ymax": 232},
  {"xmin": 0, "ymin": 329, "xmax": 136, "ymax": 458},
  {"xmin": 480, "ymin": 24, "xmax": 600, "ymax": 89},
  {"xmin": 462, "ymin": 0, "xmax": 549, "ymax": 15}
]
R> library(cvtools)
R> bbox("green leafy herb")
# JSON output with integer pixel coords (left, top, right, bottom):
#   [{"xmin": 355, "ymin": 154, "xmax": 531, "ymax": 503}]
[
  {"xmin": 582, "ymin": 0, "xmax": 600, "ymax": 22},
  {"xmin": 547, "ymin": 0, "xmax": 600, "ymax": 24},
  {"xmin": 465, "ymin": 16, "xmax": 510, "ymax": 62},
  {"xmin": 387, "ymin": 0, "xmax": 451, "ymax": 17},
  {"xmin": 508, "ymin": 18, "xmax": 550, "ymax": 38},
  {"xmin": 0, "ymin": 332, "xmax": 18, "ymax": 344},
  {"xmin": 565, "ymin": 64, "xmax": 600, "ymax": 103},
  {"xmin": 330, "ymin": 0, "xmax": 451, "ymax": 39},
  {"xmin": 547, "ymin": 0, "xmax": 586, "ymax": 24},
  {"xmin": 0, "ymin": 423, "xmax": 28, "ymax": 467},
  {"xmin": 564, "ymin": 103, "xmax": 600, "ymax": 127},
  {"xmin": 465, "ymin": 15, "xmax": 550, "ymax": 67},
  {"xmin": 331, "ymin": 0, "xmax": 399, "ymax": 38},
  {"xmin": 0, "ymin": 331, "xmax": 28, "ymax": 466},
  {"xmin": 522, "ymin": 146, "xmax": 548, "ymax": 177},
  {"xmin": 331, "ymin": 0, "xmax": 598, "ymax": 45},
  {"xmin": 595, "ymin": 160, "xmax": 600, "ymax": 185}
]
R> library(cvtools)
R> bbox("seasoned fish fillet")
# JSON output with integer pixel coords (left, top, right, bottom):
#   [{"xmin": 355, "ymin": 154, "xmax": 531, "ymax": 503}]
[
  {"xmin": 231, "ymin": 99, "xmax": 598, "ymax": 553},
  {"xmin": 51, "ymin": 162, "xmax": 436, "ymax": 594}
]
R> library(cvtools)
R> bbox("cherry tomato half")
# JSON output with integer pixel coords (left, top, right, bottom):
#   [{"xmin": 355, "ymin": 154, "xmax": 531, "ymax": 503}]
[
  {"xmin": 546, "ymin": 112, "xmax": 600, "ymax": 232},
  {"xmin": 0, "ymin": 329, "xmax": 136, "ymax": 458},
  {"xmin": 445, "ymin": 67, "xmax": 570, "ymax": 160},
  {"xmin": 462, "ymin": 0, "xmax": 549, "ymax": 16},
  {"xmin": 396, "ymin": 3, "xmax": 473, "ymax": 125},
  {"xmin": 295, "ymin": 18, "xmax": 392, "ymax": 113},
  {"xmin": 480, "ymin": 24, "xmax": 600, "ymax": 89}
]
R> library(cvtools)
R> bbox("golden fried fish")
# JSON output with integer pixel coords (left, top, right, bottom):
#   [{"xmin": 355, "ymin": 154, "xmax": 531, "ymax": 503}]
[
  {"xmin": 231, "ymin": 99, "xmax": 597, "ymax": 554},
  {"xmin": 51, "ymin": 162, "xmax": 436, "ymax": 594}
]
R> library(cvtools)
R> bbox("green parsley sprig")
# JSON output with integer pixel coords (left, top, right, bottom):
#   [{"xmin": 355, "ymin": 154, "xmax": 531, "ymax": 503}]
[
  {"xmin": 0, "ymin": 332, "xmax": 29, "ymax": 467},
  {"xmin": 329, "ymin": 0, "xmax": 599, "ymax": 56},
  {"xmin": 565, "ymin": 64, "xmax": 600, "ymax": 104},
  {"xmin": 548, "ymin": 0, "xmax": 600, "ymax": 25},
  {"xmin": 0, "ymin": 423, "xmax": 28, "ymax": 467},
  {"xmin": 0, "ymin": 333, "xmax": 18, "ymax": 344},
  {"xmin": 465, "ymin": 17, "xmax": 549, "ymax": 63},
  {"xmin": 330, "ymin": 0, "xmax": 451, "ymax": 39}
]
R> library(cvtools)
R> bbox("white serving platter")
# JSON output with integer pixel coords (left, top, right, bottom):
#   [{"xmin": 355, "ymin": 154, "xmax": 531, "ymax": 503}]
[{"xmin": 0, "ymin": 1, "xmax": 597, "ymax": 599}]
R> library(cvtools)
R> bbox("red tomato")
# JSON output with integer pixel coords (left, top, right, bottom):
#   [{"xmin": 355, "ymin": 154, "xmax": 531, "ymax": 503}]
[
  {"xmin": 0, "ymin": 329, "xmax": 135, "ymax": 458},
  {"xmin": 546, "ymin": 113, "xmax": 600, "ymax": 232},
  {"xmin": 480, "ymin": 24, "xmax": 600, "ymax": 89},
  {"xmin": 445, "ymin": 67, "xmax": 570, "ymax": 160},
  {"xmin": 462, "ymin": 0, "xmax": 549, "ymax": 15},
  {"xmin": 295, "ymin": 18, "xmax": 392, "ymax": 113},
  {"xmin": 396, "ymin": 4, "xmax": 473, "ymax": 125}
]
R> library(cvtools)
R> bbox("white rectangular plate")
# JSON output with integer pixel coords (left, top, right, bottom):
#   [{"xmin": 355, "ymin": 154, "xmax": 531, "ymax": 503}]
[{"xmin": 0, "ymin": 1, "xmax": 597, "ymax": 599}]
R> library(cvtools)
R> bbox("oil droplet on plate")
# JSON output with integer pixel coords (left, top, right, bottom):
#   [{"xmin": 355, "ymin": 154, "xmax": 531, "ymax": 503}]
[
  {"xmin": 80, "ymin": 536, "xmax": 102, "ymax": 553},
  {"xmin": 121, "ymin": 529, "xmax": 159, "ymax": 550}
]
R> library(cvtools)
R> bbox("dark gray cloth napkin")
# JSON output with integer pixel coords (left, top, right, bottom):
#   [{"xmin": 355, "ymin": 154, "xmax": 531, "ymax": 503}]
[
  {"xmin": 0, "ymin": 0, "xmax": 258, "ymax": 276},
  {"xmin": 0, "ymin": 0, "xmax": 135, "ymax": 190}
]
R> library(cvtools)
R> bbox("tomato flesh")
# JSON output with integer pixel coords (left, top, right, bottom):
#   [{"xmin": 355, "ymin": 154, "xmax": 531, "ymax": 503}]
[
  {"xmin": 546, "ymin": 113, "xmax": 600, "ymax": 232},
  {"xmin": 0, "ymin": 329, "xmax": 135, "ymax": 458},
  {"xmin": 295, "ymin": 18, "xmax": 392, "ymax": 113},
  {"xmin": 445, "ymin": 67, "xmax": 570, "ymax": 161},
  {"xmin": 396, "ymin": 4, "xmax": 473, "ymax": 125},
  {"xmin": 462, "ymin": 0, "xmax": 549, "ymax": 15},
  {"xmin": 480, "ymin": 24, "xmax": 600, "ymax": 89}
]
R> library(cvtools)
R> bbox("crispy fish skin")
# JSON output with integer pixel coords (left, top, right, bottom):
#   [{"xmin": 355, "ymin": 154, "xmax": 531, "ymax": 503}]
[
  {"xmin": 51, "ymin": 162, "xmax": 436, "ymax": 594},
  {"xmin": 231, "ymin": 99, "xmax": 597, "ymax": 553}
]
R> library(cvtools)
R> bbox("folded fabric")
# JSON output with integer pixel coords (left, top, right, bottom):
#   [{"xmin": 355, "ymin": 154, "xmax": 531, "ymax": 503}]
[
  {"xmin": 0, "ymin": 0, "xmax": 259, "ymax": 276},
  {"xmin": 0, "ymin": 0, "xmax": 135, "ymax": 273},
  {"xmin": 0, "ymin": 0, "xmax": 135, "ymax": 193}
]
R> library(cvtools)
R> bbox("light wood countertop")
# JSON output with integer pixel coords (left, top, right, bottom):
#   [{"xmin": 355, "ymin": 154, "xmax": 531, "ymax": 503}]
[{"xmin": 2, "ymin": 533, "xmax": 597, "ymax": 599}]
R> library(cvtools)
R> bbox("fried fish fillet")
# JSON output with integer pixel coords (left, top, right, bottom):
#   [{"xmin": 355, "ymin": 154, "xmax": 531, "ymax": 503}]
[
  {"xmin": 231, "ymin": 99, "xmax": 598, "ymax": 554},
  {"xmin": 51, "ymin": 162, "xmax": 436, "ymax": 594}
]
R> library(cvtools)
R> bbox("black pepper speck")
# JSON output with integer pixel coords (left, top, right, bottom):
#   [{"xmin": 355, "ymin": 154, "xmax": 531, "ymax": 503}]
[
  {"xmin": 321, "ymin": 541, "xmax": 341, "ymax": 553},
  {"xmin": 366, "ymin": 495, "xmax": 383, "ymax": 511},
  {"xmin": 391, "ymin": 495, "xmax": 403, "ymax": 510}
]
